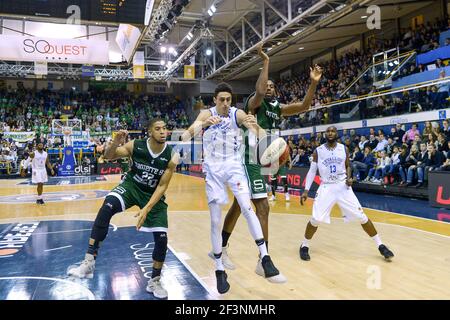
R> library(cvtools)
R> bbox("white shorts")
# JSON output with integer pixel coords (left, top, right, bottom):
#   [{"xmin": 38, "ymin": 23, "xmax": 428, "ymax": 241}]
[
  {"xmin": 312, "ymin": 182, "xmax": 367, "ymax": 224},
  {"xmin": 32, "ymin": 169, "xmax": 48, "ymax": 184},
  {"xmin": 203, "ymin": 161, "xmax": 250, "ymax": 205}
]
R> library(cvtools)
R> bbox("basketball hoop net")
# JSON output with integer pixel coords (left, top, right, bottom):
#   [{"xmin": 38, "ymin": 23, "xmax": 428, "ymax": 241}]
[{"xmin": 63, "ymin": 126, "xmax": 73, "ymax": 146}]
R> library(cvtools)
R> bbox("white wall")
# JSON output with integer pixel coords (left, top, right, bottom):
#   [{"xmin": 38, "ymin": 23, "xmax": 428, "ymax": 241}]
[{"xmin": 281, "ymin": 108, "xmax": 450, "ymax": 136}]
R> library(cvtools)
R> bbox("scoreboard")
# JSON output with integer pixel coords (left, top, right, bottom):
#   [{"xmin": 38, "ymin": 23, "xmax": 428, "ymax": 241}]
[{"xmin": 0, "ymin": 0, "xmax": 147, "ymax": 24}]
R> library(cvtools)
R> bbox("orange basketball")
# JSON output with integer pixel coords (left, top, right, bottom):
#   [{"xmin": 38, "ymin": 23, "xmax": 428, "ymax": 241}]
[{"xmin": 278, "ymin": 144, "xmax": 290, "ymax": 166}]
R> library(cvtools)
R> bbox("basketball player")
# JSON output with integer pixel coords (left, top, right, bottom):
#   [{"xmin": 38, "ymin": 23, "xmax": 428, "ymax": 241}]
[
  {"xmin": 25, "ymin": 142, "xmax": 54, "ymax": 205},
  {"xmin": 269, "ymin": 152, "xmax": 292, "ymax": 201},
  {"xmin": 299, "ymin": 126, "xmax": 394, "ymax": 261},
  {"xmin": 68, "ymin": 119, "xmax": 179, "ymax": 299},
  {"xmin": 181, "ymin": 82, "xmax": 282, "ymax": 294},
  {"xmin": 219, "ymin": 43, "xmax": 323, "ymax": 276}
]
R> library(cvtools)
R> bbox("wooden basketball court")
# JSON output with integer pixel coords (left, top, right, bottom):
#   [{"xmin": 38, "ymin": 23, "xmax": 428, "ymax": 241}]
[{"xmin": 1, "ymin": 173, "xmax": 449, "ymax": 300}]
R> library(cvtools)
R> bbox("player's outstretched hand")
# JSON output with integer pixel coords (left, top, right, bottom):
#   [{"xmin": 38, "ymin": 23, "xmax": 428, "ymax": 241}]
[
  {"xmin": 310, "ymin": 64, "xmax": 323, "ymax": 83},
  {"xmin": 243, "ymin": 113, "xmax": 257, "ymax": 127},
  {"xmin": 257, "ymin": 43, "xmax": 269, "ymax": 61},
  {"xmin": 300, "ymin": 190, "xmax": 308, "ymax": 205},
  {"xmin": 203, "ymin": 116, "xmax": 222, "ymax": 128},
  {"xmin": 113, "ymin": 130, "xmax": 128, "ymax": 145},
  {"xmin": 50, "ymin": 169, "xmax": 55, "ymax": 176},
  {"xmin": 135, "ymin": 208, "xmax": 149, "ymax": 230}
]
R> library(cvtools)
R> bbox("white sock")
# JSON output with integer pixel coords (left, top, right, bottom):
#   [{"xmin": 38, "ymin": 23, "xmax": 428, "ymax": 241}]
[
  {"xmin": 214, "ymin": 254, "xmax": 224, "ymax": 271},
  {"xmin": 372, "ymin": 234, "xmax": 383, "ymax": 246},
  {"xmin": 208, "ymin": 201, "xmax": 224, "ymax": 270},
  {"xmin": 37, "ymin": 195, "xmax": 42, "ymax": 200},
  {"xmin": 234, "ymin": 193, "xmax": 267, "ymax": 258},
  {"xmin": 302, "ymin": 238, "xmax": 309, "ymax": 248}
]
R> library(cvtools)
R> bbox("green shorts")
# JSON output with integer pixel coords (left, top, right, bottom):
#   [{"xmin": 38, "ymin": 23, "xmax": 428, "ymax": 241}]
[
  {"xmin": 108, "ymin": 179, "xmax": 168, "ymax": 233},
  {"xmin": 271, "ymin": 165, "xmax": 287, "ymax": 180},
  {"xmin": 243, "ymin": 163, "xmax": 268, "ymax": 199}
]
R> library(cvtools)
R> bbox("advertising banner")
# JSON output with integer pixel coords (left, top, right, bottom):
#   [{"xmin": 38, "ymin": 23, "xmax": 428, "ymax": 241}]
[
  {"xmin": 97, "ymin": 163, "xmax": 122, "ymax": 175},
  {"xmin": 428, "ymin": 171, "xmax": 450, "ymax": 209},
  {"xmin": 0, "ymin": 35, "xmax": 110, "ymax": 65}
]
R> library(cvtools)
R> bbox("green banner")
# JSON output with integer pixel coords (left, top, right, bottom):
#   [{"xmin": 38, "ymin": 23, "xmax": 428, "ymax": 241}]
[{"xmin": 3, "ymin": 131, "xmax": 36, "ymax": 142}]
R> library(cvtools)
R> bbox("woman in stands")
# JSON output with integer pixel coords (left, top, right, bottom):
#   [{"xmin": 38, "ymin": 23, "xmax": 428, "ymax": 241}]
[{"xmin": 397, "ymin": 145, "xmax": 409, "ymax": 186}]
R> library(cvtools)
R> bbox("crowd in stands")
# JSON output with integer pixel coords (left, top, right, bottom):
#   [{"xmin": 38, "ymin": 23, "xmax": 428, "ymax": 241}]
[
  {"xmin": 287, "ymin": 119, "xmax": 450, "ymax": 188},
  {"xmin": 0, "ymin": 86, "xmax": 190, "ymax": 136},
  {"xmin": 276, "ymin": 18, "xmax": 450, "ymax": 130}
]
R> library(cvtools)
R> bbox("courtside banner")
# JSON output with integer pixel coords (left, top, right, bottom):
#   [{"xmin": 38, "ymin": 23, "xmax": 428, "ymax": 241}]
[
  {"xmin": 428, "ymin": 171, "xmax": 450, "ymax": 209},
  {"xmin": 0, "ymin": 35, "xmax": 110, "ymax": 65}
]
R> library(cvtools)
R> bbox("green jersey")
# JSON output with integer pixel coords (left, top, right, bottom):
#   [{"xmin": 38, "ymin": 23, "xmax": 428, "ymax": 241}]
[
  {"xmin": 124, "ymin": 139, "xmax": 172, "ymax": 195},
  {"xmin": 244, "ymin": 92, "xmax": 282, "ymax": 164}
]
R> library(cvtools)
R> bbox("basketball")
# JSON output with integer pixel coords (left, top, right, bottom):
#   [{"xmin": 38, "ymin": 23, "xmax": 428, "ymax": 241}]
[
  {"xmin": 259, "ymin": 137, "xmax": 289, "ymax": 166},
  {"xmin": 278, "ymin": 143, "xmax": 290, "ymax": 166}
]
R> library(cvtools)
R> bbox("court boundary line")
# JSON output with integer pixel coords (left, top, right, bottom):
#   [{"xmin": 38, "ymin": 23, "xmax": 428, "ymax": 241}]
[{"xmin": 167, "ymin": 243, "xmax": 218, "ymax": 300}]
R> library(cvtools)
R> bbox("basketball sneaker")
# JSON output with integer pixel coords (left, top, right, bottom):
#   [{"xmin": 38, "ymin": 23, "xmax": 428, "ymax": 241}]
[
  {"xmin": 215, "ymin": 270, "xmax": 230, "ymax": 294},
  {"xmin": 299, "ymin": 245, "xmax": 310, "ymax": 261},
  {"xmin": 146, "ymin": 276, "xmax": 168, "ymax": 299},
  {"xmin": 255, "ymin": 256, "xmax": 287, "ymax": 283},
  {"xmin": 285, "ymin": 193, "xmax": 290, "ymax": 202},
  {"xmin": 67, "ymin": 253, "xmax": 95, "ymax": 279},
  {"xmin": 378, "ymin": 244, "xmax": 394, "ymax": 261},
  {"xmin": 208, "ymin": 245, "xmax": 236, "ymax": 270},
  {"xmin": 36, "ymin": 199, "xmax": 44, "ymax": 205},
  {"xmin": 270, "ymin": 194, "xmax": 276, "ymax": 201}
]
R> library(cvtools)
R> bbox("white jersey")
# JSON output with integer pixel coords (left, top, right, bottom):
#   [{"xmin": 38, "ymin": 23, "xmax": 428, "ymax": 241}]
[
  {"xmin": 316, "ymin": 143, "xmax": 347, "ymax": 184},
  {"xmin": 202, "ymin": 106, "xmax": 243, "ymax": 164},
  {"xmin": 32, "ymin": 151, "xmax": 48, "ymax": 170}
]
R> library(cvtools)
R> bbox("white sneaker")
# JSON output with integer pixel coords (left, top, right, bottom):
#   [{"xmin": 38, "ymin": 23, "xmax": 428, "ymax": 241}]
[
  {"xmin": 255, "ymin": 258, "xmax": 287, "ymax": 284},
  {"xmin": 285, "ymin": 193, "xmax": 290, "ymax": 202},
  {"xmin": 208, "ymin": 246, "xmax": 236, "ymax": 270},
  {"xmin": 67, "ymin": 253, "xmax": 95, "ymax": 279},
  {"xmin": 146, "ymin": 276, "xmax": 168, "ymax": 299},
  {"xmin": 271, "ymin": 195, "xmax": 276, "ymax": 201}
]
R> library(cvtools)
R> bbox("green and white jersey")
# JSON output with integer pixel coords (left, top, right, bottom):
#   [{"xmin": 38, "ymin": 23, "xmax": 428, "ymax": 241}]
[
  {"xmin": 243, "ymin": 92, "xmax": 282, "ymax": 164},
  {"xmin": 124, "ymin": 139, "xmax": 172, "ymax": 195}
]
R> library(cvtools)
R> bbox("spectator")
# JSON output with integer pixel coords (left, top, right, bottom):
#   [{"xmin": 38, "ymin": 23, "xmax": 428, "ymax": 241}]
[
  {"xmin": 374, "ymin": 133, "xmax": 388, "ymax": 152},
  {"xmin": 403, "ymin": 123, "xmax": 420, "ymax": 144},
  {"xmin": 352, "ymin": 146, "xmax": 376, "ymax": 181}
]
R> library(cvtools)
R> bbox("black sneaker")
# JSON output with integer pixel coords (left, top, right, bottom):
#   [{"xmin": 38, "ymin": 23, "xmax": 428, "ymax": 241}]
[
  {"xmin": 36, "ymin": 199, "xmax": 44, "ymax": 205},
  {"xmin": 299, "ymin": 245, "xmax": 310, "ymax": 261},
  {"xmin": 414, "ymin": 182, "xmax": 423, "ymax": 188},
  {"xmin": 261, "ymin": 256, "xmax": 286, "ymax": 283},
  {"xmin": 215, "ymin": 270, "xmax": 230, "ymax": 294},
  {"xmin": 378, "ymin": 244, "xmax": 394, "ymax": 261}
]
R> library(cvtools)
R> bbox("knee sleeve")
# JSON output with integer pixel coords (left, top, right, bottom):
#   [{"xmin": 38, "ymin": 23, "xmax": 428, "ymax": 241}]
[
  {"xmin": 359, "ymin": 213, "xmax": 369, "ymax": 225},
  {"xmin": 310, "ymin": 218, "xmax": 320, "ymax": 227},
  {"xmin": 90, "ymin": 195, "xmax": 122, "ymax": 242},
  {"xmin": 152, "ymin": 232, "xmax": 168, "ymax": 262}
]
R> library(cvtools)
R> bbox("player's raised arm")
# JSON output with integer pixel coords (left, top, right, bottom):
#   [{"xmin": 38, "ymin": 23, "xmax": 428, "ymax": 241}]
[
  {"xmin": 181, "ymin": 110, "xmax": 218, "ymax": 142},
  {"xmin": 301, "ymin": 149, "xmax": 318, "ymax": 205},
  {"xmin": 247, "ymin": 43, "xmax": 270, "ymax": 113},
  {"xmin": 136, "ymin": 152, "xmax": 180, "ymax": 229},
  {"xmin": 281, "ymin": 65, "xmax": 323, "ymax": 116},
  {"xmin": 104, "ymin": 130, "xmax": 133, "ymax": 160}
]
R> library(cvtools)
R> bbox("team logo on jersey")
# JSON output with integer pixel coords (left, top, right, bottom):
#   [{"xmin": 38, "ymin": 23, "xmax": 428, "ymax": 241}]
[{"xmin": 0, "ymin": 190, "xmax": 108, "ymax": 203}]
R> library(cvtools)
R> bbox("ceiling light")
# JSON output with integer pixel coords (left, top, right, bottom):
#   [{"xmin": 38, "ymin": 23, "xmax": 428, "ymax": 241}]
[
  {"xmin": 160, "ymin": 60, "xmax": 166, "ymax": 66},
  {"xmin": 160, "ymin": 46, "xmax": 167, "ymax": 53},
  {"xmin": 361, "ymin": 15, "xmax": 368, "ymax": 19},
  {"xmin": 299, "ymin": 47, "xmax": 305, "ymax": 50},
  {"xmin": 207, "ymin": 9, "xmax": 213, "ymax": 16},
  {"xmin": 206, "ymin": 48, "xmax": 212, "ymax": 56},
  {"xmin": 210, "ymin": 5, "xmax": 216, "ymax": 13}
]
